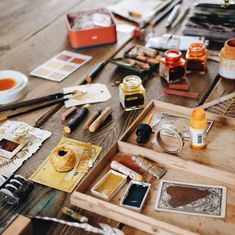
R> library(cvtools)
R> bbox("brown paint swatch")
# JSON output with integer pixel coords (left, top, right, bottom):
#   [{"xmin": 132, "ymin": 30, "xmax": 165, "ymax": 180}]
[{"xmin": 167, "ymin": 186, "xmax": 210, "ymax": 207}]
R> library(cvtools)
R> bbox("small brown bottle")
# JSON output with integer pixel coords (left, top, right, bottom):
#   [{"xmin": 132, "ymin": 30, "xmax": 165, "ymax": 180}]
[
  {"xmin": 160, "ymin": 49, "xmax": 186, "ymax": 83},
  {"xmin": 186, "ymin": 43, "xmax": 207, "ymax": 74}
]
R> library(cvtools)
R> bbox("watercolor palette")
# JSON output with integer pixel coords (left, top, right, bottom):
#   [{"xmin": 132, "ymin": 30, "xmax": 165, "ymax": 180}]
[
  {"xmin": 120, "ymin": 180, "xmax": 151, "ymax": 211},
  {"xmin": 30, "ymin": 50, "xmax": 92, "ymax": 82},
  {"xmin": 91, "ymin": 170, "xmax": 127, "ymax": 201}
]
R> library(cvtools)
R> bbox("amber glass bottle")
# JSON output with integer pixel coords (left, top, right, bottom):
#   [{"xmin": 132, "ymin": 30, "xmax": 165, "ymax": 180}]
[
  {"xmin": 159, "ymin": 49, "xmax": 186, "ymax": 83},
  {"xmin": 186, "ymin": 43, "xmax": 207, "ymax": 74},
  {"xmin": 119, "ymin": 75, "xmax": 146, "ymax": 111}
]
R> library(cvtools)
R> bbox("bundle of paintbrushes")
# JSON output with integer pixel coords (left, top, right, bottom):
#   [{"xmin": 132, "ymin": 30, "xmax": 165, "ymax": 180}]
[
  {"xmin": 111, "ymin": 45, "xmax": 160, "ymax": 73},
  {"xmin": 0, "ymin": 90, "xmax": 85, "ymax": 122}
]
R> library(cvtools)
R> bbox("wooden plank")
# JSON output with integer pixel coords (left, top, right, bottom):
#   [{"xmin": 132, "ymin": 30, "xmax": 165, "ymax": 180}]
[
  {"xmin": 2, "ymin": 215, "xmax": 33, "ymax": 235},
  {"xmin": 203, "ymin": 77, "xmax": 235, "ymax": 104},
  {"xmin": 0, "ymin": 0, "xmax": 82, "ymax": 56}
]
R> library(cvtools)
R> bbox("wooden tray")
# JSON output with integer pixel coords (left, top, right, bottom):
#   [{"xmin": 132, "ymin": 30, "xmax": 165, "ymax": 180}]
[{"xmin": 71, "ymin": 100, "xmax": 235, "ymax": 235}]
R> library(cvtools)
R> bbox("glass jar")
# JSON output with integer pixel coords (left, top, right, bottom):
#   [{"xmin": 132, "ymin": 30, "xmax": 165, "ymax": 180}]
[
  {"xmin": 159, "ymin": 49, "xmax": 186, "ymax": 83},
  {"xmin": 186, "ymin": 43, "xmax": 207, "ymax": 74},
  {"xmin": 119, "ymin": 75, "xmax": 146, "ymax": 111},
  {"xmin": 219, "ymin": 38, "xmax": 235, "ymax": 80}
]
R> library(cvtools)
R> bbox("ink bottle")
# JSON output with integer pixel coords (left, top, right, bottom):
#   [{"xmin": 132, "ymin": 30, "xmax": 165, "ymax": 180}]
[
  {"xmin": 159, "ymin": 49, "xmax": 186, "ymax": 83},
  {"xmin": 190, "ymin": 108, "xmax": 207, "ymax": 150},
  {"xmin": 186, "ymin": 43, "xmax": 207, "ymax": 74},
  {"xmin": 119, "ymin": 75, "xmax": 146, "ymax": 111}
]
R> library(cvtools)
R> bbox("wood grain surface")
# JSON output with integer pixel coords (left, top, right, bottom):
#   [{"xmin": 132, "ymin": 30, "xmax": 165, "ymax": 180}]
[{"xmin": 0, "ymin": 0, "xmax": 234, "ymax": 234}]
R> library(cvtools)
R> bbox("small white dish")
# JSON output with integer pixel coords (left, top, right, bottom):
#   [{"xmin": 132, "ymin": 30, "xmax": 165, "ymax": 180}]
[{"xmin": 0, "ymin": 70, "xmax": 28, "ymax": 104}]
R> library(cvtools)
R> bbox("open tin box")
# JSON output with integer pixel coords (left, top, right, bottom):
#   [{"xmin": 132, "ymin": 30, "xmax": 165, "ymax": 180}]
[
  {"xmin": 66, "ymin": 8, "xmax": 117, "ymax": 49},
  {"xmin": 70, "ymin": 100, "xmax": 235, "ymax": 235},
  {"xmin": 110, "ymin": 45, "xmax": 160, "ymax": 73}
]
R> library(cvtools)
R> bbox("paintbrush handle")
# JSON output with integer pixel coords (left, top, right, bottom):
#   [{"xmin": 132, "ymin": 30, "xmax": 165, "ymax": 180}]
[
  {"xmin": 0, "ymin": 92, "xmax": 66, "ymax": 112},
  {"xmin": 153, "ymin": 0, "xmax": 182, "ymax": 26},
  {"xmin": 6, "ymin": 98, "xmax": 68, "ymax": 120}
]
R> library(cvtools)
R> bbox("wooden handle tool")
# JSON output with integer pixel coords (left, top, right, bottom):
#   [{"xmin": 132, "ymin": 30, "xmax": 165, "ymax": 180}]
[
  {"xmin": 88, "ymin": 107, "xmax": 112, "ymax": 132},
  {"xmin": 84, "ymin": 109, "xmax": 102, "ymax": 129},
  {"xmin": 64, "ymin": 104, "xmax": 90, "ymax": 133}
]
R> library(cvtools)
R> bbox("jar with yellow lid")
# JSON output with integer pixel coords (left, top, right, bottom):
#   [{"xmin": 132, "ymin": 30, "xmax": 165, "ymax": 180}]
[
  {"xmin": 189, "ymin": 108, "xmax": 207, "ymax": 150},
  {"xmin": 119, "ymin": 75, "xmax": 146, "ymax": 111}
]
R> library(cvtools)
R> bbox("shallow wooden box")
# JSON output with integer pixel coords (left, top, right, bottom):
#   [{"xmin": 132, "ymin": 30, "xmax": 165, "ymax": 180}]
[{"xmin": 71, "ymin": 100, "xmax": 235, "ymax": 235}]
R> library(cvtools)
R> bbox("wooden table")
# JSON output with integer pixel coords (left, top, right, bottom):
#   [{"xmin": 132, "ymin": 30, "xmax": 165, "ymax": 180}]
[{"xmin": 0, "ymin": 0, "xmax": 234, "ymax": 234}]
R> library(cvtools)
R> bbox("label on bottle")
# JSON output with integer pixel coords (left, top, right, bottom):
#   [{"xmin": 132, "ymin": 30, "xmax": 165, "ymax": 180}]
[
  {"xmin": 190, "ymin": 127, "xmax": 207, "ymax": 147},
  {"xmin": 119, "ymin": 88, "xmax": 125, "ymax": 108}
]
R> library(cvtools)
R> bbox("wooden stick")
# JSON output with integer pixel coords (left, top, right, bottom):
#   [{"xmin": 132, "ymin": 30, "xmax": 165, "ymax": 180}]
[
  {"xmin": 88, "ymin": 107, "xmax": 112, "ymax": 132},
  {"xmin": 168, "ymin": 83, "xmax": 189, "ymax": 91},
  {"xmin": 162, "ymin": 88, "xmax": 199, "ymax": 99}
]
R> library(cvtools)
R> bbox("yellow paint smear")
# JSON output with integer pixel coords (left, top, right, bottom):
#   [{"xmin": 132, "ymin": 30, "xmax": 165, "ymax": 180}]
[{"xmin": 96, "ymin": 173, "xmax": 124, "ymax": 196}]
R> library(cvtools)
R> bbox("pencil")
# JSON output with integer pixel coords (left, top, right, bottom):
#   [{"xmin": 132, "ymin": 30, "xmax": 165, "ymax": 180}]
[
  {"xmin": 170, "ymin": 7, "xmax": 190, "ymax": 29},
  {"xmin": 153, "ymin": 0, "xmax": 182, "ymax": 26},
  {"xmin": 85, "ymin": 62, "xmax": 105, "ymax": 83}
]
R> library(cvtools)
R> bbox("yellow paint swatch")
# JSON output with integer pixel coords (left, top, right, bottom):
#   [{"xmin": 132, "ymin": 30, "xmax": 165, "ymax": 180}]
[
  {"xmin": 34, "ymin": 68, "xmax": 50, "ymax": 76},
  {"xmin": 50, "ymin": 72, "xmax": 64, "ymax": 80},
  {"xmin": 96, "ymin": 173, "xmax": 124, "ymax": 196},
  {"xmin": 91, "ymin": 170, "xmax": 127, "ymax": 200},
  {"xmin": 46, "ymin": 60, "xmax": 62, "ymax": 68},
  {"xmin": 62, "ymin": 64, "xmax": 76, "ymax": 72}
]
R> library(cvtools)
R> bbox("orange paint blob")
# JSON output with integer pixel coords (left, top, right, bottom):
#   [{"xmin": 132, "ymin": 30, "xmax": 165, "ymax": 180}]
[{"xmin": 0, "ymin": 78, "xmax": 16, "ymax": 91}]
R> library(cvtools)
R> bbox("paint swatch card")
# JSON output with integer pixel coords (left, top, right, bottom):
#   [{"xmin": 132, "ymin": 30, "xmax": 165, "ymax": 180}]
[
  {"xmin": 155, "ymin": 180, "xmax": 226, "ymax": 218},
  {"xmin": 30, "ymin": 50, "xmax": 92, "ymax": 82}
]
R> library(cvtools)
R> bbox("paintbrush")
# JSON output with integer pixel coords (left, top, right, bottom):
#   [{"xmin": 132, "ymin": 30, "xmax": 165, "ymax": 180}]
[
  {"xmin": 0, "ymin": 98, "xmax": 68, "ymax": 122},
  {"xmin": 88, "ymin": 143, "xmax": 93, "ymax": 167},
  {"xmin": 0, "ymin": 91, "xmax": 77, "ymax": 112}
]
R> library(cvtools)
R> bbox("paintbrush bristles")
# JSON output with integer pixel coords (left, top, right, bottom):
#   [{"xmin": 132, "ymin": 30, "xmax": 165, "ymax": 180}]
[{"xmin": 0, "ymin": 117, "xmax": 7, "ymax": 122}]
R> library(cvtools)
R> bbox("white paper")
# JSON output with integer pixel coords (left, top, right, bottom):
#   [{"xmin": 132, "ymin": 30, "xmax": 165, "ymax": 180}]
[
  {"xmin": 63, "ymin": 83, "xmax": 111, "ymax": 108},
  {"xmin": 0, "ymin": 121, "xmax": 51, "ymax": 186}
]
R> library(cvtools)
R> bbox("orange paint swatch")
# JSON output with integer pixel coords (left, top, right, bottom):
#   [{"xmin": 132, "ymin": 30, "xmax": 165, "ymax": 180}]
[{"xmin": 0, "ymin": 78, "xmax": 16, "ymax": 91}]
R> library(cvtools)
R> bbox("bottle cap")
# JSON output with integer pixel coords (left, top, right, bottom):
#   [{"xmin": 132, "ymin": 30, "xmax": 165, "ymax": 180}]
[
  {"xmin": 165, "ymin": 50, "xmax": 182, "ymax": 64},
  {"xmin": 189, "ymin": 43, "xmax": 206, "ymax": 57},
  {"xmin": 191, "ymin": 108, "xmax": 206, "ymax": 120}
]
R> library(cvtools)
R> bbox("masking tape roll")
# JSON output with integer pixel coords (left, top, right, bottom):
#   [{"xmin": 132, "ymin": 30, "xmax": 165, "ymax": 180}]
[
  {"xmin": 50, "ymin": 144, "xmax": 77, "ymax": 172},
  {"xmin": 153, "ymin": 124, "xmax": 184, "ymax": 154}
]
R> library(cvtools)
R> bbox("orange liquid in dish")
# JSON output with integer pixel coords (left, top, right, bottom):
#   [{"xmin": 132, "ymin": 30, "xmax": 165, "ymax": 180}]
[{"xmin": 0, "ymin": 78, "xmax": 16, "ymax": 91}]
